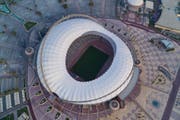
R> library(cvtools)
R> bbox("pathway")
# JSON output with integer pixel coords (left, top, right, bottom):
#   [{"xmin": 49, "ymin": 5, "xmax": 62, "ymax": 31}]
[{"xmin": 162, "ymin": 68, "xmax": 180, "ymax": 120}]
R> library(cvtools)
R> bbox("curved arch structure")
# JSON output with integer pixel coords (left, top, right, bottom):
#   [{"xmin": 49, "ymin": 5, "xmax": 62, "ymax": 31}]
[{"xmin": 37, "ymin": 17, "xmax": 134, "ymax": 104}]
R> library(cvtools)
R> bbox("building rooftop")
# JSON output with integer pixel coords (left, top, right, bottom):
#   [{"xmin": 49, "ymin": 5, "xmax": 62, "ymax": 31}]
[
  {"xmin": 156, "ymin": 0, "xmax": 180, "ymax": 33},
  {"xmin": 127, "ymin": 0, "xmax": 144, "ymax": 6}
]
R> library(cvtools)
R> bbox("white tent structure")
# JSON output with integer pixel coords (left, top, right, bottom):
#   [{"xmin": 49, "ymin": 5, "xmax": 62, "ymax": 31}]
[
  {"xmin": 37, "ymin": 17, "xmax": 134, "ymax": 104},
  {"xmin": 127, "ymin": 0, "xmax": 144, "ymax": 6}
]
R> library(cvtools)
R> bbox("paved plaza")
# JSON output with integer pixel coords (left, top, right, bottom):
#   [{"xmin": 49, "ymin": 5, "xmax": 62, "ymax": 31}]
[
  {"xmin": 170, "ymin": 87, "xmax": 180, "ymax": 120},
  {"xmin": 0, "ymin": 0, "xmax": 180, "ymax": 120},
  {"xmin": 25, "ymin": 18, "xmax": 180, "ymax": 120}
]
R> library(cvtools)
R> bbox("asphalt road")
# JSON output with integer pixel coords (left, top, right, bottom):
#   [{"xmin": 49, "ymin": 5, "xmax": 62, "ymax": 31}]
[{"xmin": 162, "ymin": 67, "xmax": 180, "ymax": 120}]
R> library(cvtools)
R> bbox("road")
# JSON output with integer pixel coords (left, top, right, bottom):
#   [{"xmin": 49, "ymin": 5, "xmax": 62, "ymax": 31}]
[
  {"xmin": 0, "ymin": 102, "xmax": 27, "ymax": 119},
  {"xmin": 162, "ymin": 67, "xmax": 180, "ymax": 120}
]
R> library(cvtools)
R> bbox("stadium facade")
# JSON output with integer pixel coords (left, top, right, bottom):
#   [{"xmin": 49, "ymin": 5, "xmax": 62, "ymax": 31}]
[{"xmin": 37, "ymin": 16, "xmax": 136, "ymax": 105}]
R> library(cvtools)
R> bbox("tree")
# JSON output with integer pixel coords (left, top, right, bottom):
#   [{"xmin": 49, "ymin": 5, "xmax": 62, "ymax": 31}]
[
  {"xmin": 88, "ymin": 0, "xmax": 94, "ymax": 7},
  {"xmin": 88, "ymin": 0, "xmax": 94, "ymax": 15},
  {"xmin": 62, "ymin": 4, "xmax": 68, "ymax": 9},
  {"xmin": 58, "ymin": 0, "xmax": 63, "ymax": 3},
  {"xmin": 0, "ymin": 58, "xmax": 7, "ymax": 64},
  {"xmin": 35, "ymin": 11, "xmax": 42, "ymax": 17},
  {"xmin": 10, "ymin": 30, "xmax": 17, "ymax": 36}
]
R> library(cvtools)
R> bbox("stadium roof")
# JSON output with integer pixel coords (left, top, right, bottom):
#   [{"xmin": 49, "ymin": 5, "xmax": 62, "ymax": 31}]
[{"xmin": 37, "ymin": 18, "xmax": 134, "ymax": 104}]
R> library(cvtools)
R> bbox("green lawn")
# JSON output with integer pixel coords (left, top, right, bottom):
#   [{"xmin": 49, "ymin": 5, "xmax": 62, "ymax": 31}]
[
  {"xmin": 72, "ymin": 46, "xmax": 109, "ymax": 81},
  {"xmin": 17, "ymin": 107, "xmax": 29, "ymax": 117},
  {"xmin": 24, "ymin": 21, "xmax": 37, "ymax": 31},
  {"xmin": 0, "ymin": 114, "xmax": 14, "ymax": 120}
]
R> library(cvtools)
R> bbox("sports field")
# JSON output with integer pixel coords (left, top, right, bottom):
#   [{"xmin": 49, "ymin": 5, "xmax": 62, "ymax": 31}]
[{"xmin": 72, "ymin": 46, "xmax": 109, "ymax": 81}]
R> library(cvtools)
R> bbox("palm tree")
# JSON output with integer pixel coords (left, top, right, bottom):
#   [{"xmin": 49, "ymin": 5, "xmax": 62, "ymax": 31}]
[
  {"xmin": 88, "ymin": 0, "xmax": 94, "ymax": 15},
  {"xmin": 62, "ymin": 3, "xmax": 68, "ymax": 15},
  {"xmin": 63, "ymin": 4, "xmax": 68, "ymax": 9}
]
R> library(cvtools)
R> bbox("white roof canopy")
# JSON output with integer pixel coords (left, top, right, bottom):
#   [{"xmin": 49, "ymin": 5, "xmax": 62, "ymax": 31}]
[
  {"xmin": 146, "ymin": 1, "xmax": 154, "ymax": 9},
  {"xmin": 37, "ymin": 18, "xmax": 134, "ymax": 104},
  {"xmin": 128, "ymin": 0, "xmax": 144, "ymax": 6}
]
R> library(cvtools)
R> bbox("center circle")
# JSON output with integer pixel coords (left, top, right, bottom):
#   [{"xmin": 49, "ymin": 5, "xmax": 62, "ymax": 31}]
[{"xmin": 66, "ymin": 34, "xmax": 114, "ymax": 82}]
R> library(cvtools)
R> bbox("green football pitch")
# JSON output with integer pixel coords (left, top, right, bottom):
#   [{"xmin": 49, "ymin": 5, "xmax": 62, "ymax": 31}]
[{"xmin": 71, "ymin": 46, "xmax": 109, "ymax": 81}]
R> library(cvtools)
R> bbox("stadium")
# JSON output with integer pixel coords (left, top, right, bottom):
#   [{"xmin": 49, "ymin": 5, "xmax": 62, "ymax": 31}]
[{"xmin": 37, "ymin": 16, "xmax": 136, "ymax": 105}]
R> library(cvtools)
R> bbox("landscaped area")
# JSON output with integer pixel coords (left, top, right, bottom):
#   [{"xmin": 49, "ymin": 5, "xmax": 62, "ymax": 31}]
[
  {"xmin": 0, "ymin": 114, "xmax": 14, "ymax": 120},
  {"xmin": 17, "ymin": 107, "xmax": 29, "ymax": 117},
  {"xmin": 46, "ymin": 106, "xmax": 52, "ymax": 112},
  {"xmin": 35, "ymin": 90, "xmax": 42, "ymax": 96},
  {"xmin": 24, "ymin": 21, "xmax": 37, "ymax": 31}
]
